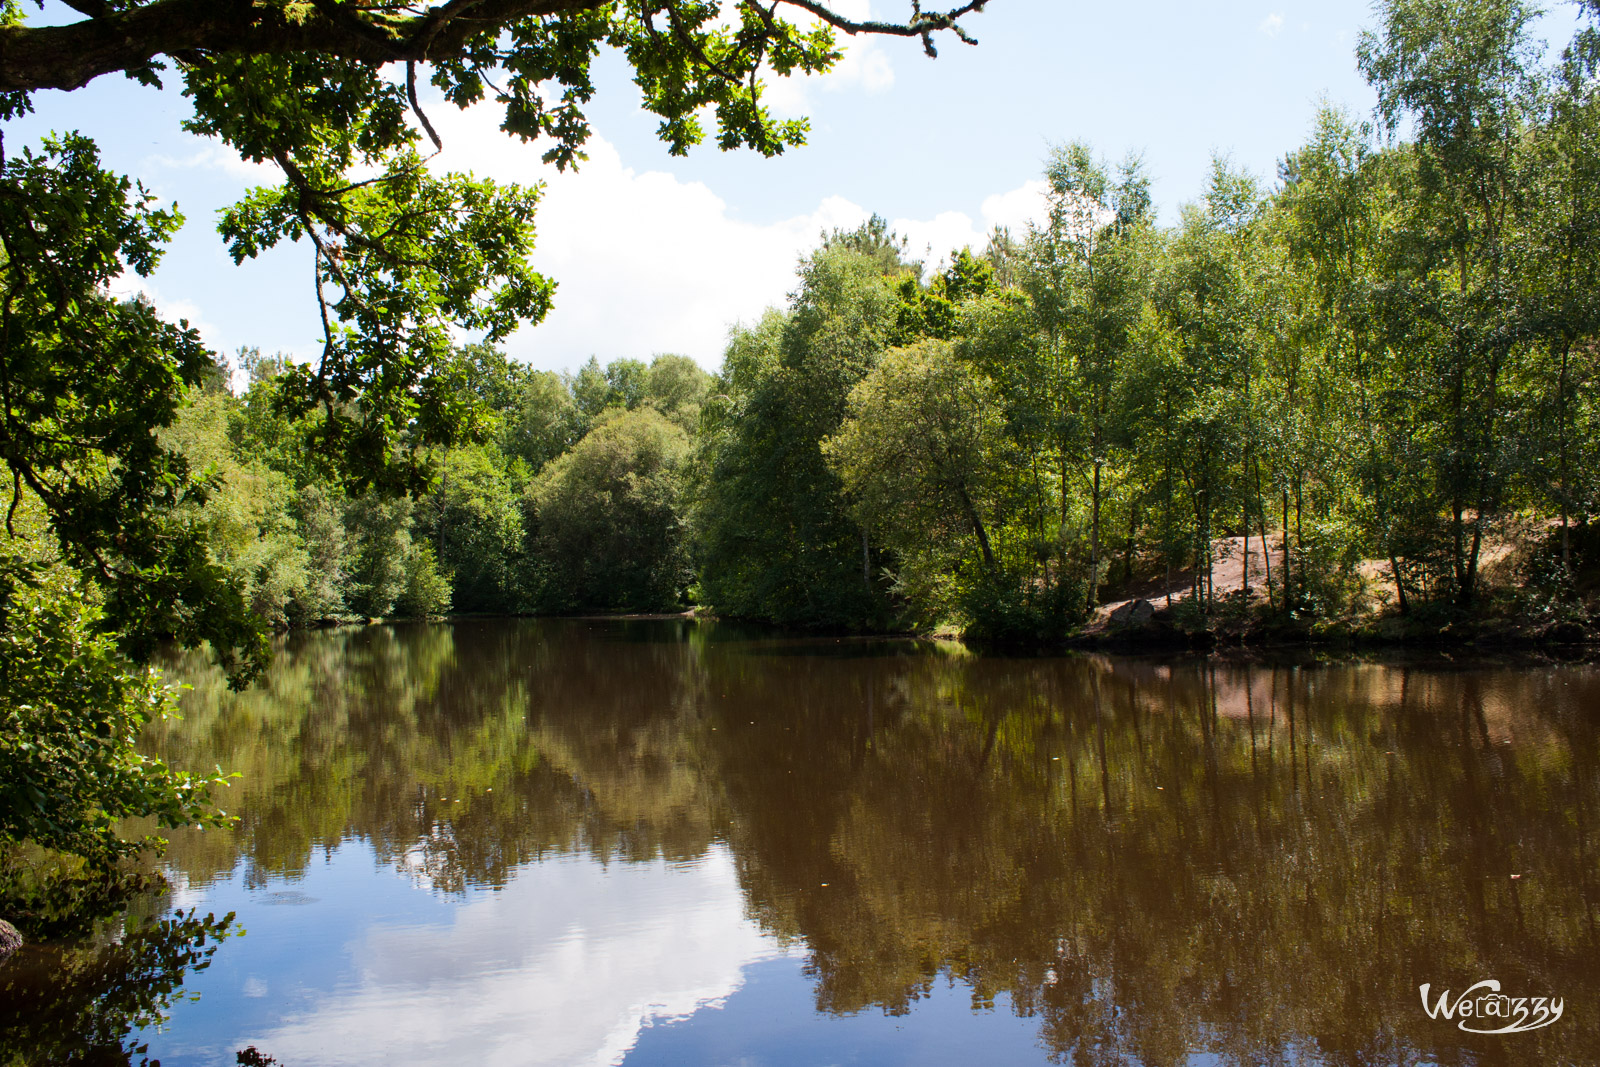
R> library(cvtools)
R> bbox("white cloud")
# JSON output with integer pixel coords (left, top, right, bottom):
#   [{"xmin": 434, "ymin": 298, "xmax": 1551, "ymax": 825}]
[
  {"xmin": 384, "ymin": 98, "xmax": 1048, "ymax": 373},
  {"xmin": 243, "ymin": 847, "xmax": 796, "ymax": 1067},
  {"xmin": 838, "ymin": 41, "xmax": 896, "ymax": 94},
  {"xmin": 1260, "ymin": 12, "xmax": 1285, "ymax": 37},
  {"xmin": 892, "ymin": 210, "xmax": 988, "ymax": 267},
  {"xmin": 424, "ymin": 105, "xmax": 869, "ymax": 370},
  {"xmin": 980, "ymin": 179, "xmax": 1052, "ymax": 236},
  {"xmin": 146, "ymin": 143, "xmax": 281, "ymax": 185}
]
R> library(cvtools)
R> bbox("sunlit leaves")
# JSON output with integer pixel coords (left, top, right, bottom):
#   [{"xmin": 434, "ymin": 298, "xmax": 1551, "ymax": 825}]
[
  {"xmin": 0, "ymin": 133, "xmax": 269, "ymax": 679},
  {"xmin": 0, "ymin": 575, "xmax": 233, "ymax": 870}
]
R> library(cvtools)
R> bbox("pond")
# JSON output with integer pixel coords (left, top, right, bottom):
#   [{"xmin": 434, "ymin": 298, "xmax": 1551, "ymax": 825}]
[{"xmin": 2, "ymin": 619, "xmax": 1596, "ymax": 1066}]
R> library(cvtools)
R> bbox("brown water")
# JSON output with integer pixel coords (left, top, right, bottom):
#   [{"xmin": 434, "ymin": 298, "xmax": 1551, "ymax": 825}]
[{"xmin": 2, "ymin": 618, "xmax": 1596, "ymax": 1066}]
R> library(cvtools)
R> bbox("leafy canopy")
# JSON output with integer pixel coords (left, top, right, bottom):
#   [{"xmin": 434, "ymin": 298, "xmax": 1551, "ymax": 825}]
[{"xmin": 0, "ymin": 0, "xmax": 993, "ymax": 679}]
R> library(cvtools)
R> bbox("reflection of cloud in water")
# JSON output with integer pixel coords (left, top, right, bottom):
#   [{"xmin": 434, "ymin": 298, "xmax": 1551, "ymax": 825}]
[
  {"xmin": 250, "ymin": 845, "xmax": 792, "ymax": 1066},
  {"xmin": 164, "ymin": 870, "xmax": 208, "ymax": 913}
]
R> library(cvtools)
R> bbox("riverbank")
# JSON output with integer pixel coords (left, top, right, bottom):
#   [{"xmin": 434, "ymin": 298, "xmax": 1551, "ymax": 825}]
[
  {"xmin": 1070, "ymin": 531, "xmax": 1599, "ymax": 658},
  {"xmin": 1064, "ymin": 602, "xmax": 1600, "ymax": 660}
]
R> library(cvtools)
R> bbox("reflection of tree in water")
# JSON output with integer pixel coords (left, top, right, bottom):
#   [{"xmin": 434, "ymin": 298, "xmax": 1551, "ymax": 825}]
[
  {"xmin": 144, "ymin": 625, "xmax": 1600, "ymax": 1065},
  {"xmin": 147, "ymin": 619, "xmax": 726, "ymax": 893},
  {"xmin": 701, "ymin": 652, "xmax": 1600, "ymax": 1066},
  {"xmin": 0, "ymin": 906, "xmax": 233, "ymax": 1067}
]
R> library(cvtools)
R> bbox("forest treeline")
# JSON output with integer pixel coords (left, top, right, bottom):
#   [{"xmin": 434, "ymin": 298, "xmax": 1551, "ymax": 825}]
[
  {"xmin": 174, "ymin": 346, "xmax": 710, "ymax": 624},
  {"xmin": 173, "ymin": 0, "xmax": 1600, "ymax": 642}
]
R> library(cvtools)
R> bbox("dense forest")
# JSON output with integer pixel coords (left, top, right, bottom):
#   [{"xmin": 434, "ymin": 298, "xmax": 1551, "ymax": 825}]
[
  {"xmin": 171, "ymin": 346, "xmax": 712, "ymax": 623},
  {"xmin": 168, "ymin": 0, "xmax": 1600, "ymax": 645}
]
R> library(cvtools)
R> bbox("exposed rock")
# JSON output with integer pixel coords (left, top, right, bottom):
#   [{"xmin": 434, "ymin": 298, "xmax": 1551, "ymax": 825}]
[
  {"xmin": 1108, "ymin": 598, "xmax": 1155, "ymax": 630},
  {"xmin": 0, "ymin": 918, "xmax": 21, "ymax": 957}
]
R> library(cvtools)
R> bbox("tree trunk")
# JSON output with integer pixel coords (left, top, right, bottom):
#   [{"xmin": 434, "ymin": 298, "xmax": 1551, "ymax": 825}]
[
  {"xmin": 1088, "ymin": 460, "xmax": 1102, "ymax": 610},
  {"xmin": 960, "ymin": 486, "xmax": 998, "ymax": 572},
  {"xmin": 1558, "ymin": 338, "xmax": 1572, "ymax": 574},
  {"xmin": 1252, "ymin": 461, "xmax": 1271, "ymax": 608},
  {"xmin": 1122, "ymin": 499, "xmax": 1137, "ymax": 588},
  {"xmin": 1390, "ymin": 552, "xmax": 1409, "ymax": 615},
  {"xmin": 1282, "ymin": 489, "xmax": 1291, "ymax": 613}
]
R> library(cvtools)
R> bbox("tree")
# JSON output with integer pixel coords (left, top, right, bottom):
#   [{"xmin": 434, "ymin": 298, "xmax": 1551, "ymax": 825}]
[
  {"xmin": 0, "ymin": 1, "xmax": 993, "ymax": 880},
  {"xmin": 823, "ymin": 338, "xmax": 1020, "ymax": 630},
  {"xmin": 1018, "ymin": 142, "xmax": 1153, "ymax": 609},
  {"xmin": 501, "ymin": 368, "xmax": 588, "ymax": 473},
  {"xmin": 1279, "ymin": 108, "xmax": 1401, "ymax": 610},
  {"xmin": 1522, "ymin": 24, "xmax": 1600, "ymax": 583},
  {"xmin": 1126, "ymin": 159, "xmax": 1267, "ymax": 611},
  {"xmin": 694, "ymin": 235, "xmax": 910, "ymax": 628},
  {"xmin": 1357, "ymin": 0, "xmax": 1544, "ymax": 609},
  {"xmin": 0, "ymin": 567, "xmax": 230, "ymax": 873},
  {"xmin": 0, "ymin": 133, "xmax": 266, "ymax": 678},
  {"xmin": 643, "ymin": 354, "xmax": 713, "ymax": 432},
  {"xmin": 415, "ymin": 443, "xmax": 522, "ymax": 613},
  {"xmin": 527, "ymin": 407, "xmax": 693, "ymax": 612}
]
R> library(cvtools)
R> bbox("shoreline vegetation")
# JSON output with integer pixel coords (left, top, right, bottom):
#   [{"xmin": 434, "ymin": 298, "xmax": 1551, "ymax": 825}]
[
  {"xmin": 314, "ymin": 603, "xmax": 1600, "ymax": 659},
  {"xmin": 121, "ymin": 1, "xmax": 1600, "ymax": 661}
]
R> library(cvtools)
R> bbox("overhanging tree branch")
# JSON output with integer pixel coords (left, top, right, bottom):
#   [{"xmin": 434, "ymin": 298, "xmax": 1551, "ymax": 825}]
[
  {"xmin": 0, "ymin": 0, "xmax": 600, "ymax": 92},
  {"xmin": 780, "ymin": 0, "xmax": 985, "ymax": 56},
  {"xmin": 0, "ymin": 0, "xmax": 988, "ymax": 93}
]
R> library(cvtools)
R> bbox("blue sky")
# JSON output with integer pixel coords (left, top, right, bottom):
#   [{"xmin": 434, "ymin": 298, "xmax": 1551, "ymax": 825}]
[{"xmin": 5, "ymin": 1, "xmax": 1588, "ymax": 374}]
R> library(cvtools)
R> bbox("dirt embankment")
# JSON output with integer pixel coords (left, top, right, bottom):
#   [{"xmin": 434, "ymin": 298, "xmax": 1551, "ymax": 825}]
[
  {"xmin": 1077, "ymin": 532, "xmax": 1598, "ymax": 656},
  {"xmin": 1087, "ymin": 533, "xmax": 1285, "ymax": 626}
]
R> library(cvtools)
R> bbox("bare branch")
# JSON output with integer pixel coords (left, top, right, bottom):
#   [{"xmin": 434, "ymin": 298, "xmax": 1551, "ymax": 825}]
[
  {"xmin": 57, "ymin": 0, "xmax": 113, "ymax": 17},
  {"xmin": 407, "ymin": 59, "xmax": 444, "ymax": 152},
  {"xmin": 778, "ymin": 0, "xmax": 985, "ymax": 51}
]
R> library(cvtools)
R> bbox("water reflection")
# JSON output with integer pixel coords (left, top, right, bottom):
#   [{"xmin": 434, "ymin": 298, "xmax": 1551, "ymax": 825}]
[
  {"xmin": 8, "ymin": 621, "xmax": 1598, "ymax": 1066},
  {"xmin": 247, "ymin": 846, "xmax": 790, "ymax": 1067},
  {"xmin": 0, "ymin": 907, "xmax": 234, "ymax": 1066}
]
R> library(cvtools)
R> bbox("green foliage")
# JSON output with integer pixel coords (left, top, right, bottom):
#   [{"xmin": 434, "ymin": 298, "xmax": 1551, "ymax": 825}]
[
  {"xmin": 0, "ymin": 133, "xmax": 268, "ymax": 682},
  {"xmin": 340, "ymin": 496, "xmax": 415, "ymax": 618},
  {"xmin": 164, "ymin": 391, "xmax": 311, "ymax": 630},
  {"xmin": 695, "ymin": 238, "xmax": 911, "ymax": 627},
  {"xmin": 502, "ymin": 369, "xmax": 588, "ymax": 471},
  {"xmin": 1353, "ymin": 0, "xmax": 1546, "ymax": 609},
  {"xmin": 0, "ymin": 908, "xmax": 235, "ymax": 1065},
  {"xmin": 644, "ymin": 353, "xmax": 714, "ymax": 431},
  {"xmin": 0, "ymin": 0, "xmax": 993, "ymax": 906},
  {"xmin": 415, "ymin": 444, "xmax": 523, "ymax": 613},
  {"xmin": 528, "ymin": 408, "xmax": 693, "ymax": 612},
  {"xmin": 135, "ymin": 344, "xmax": 713, "ymax": 623},
  {"xmin": 956, "ymin": 570, "xmax": 1082, "ymax": 644},
  {"xmin": 43, "ymin": 0, "xmax": 1600, "ymax": 651},
  {"xmin": 827, "ymin": 343, "xmax": 999, "ymax": 585},
  {"xmin": 564, "ymin": 352, "xmax": 713, "ymax": 429},
  {"xmin": 0, "ymin": 572, "xmax": 231, "ymax": 871},
  {"xmin": 285, "ymin": 484, "xmax": 348, "ymax": 624},
  {"xmin": 827, "ymin": 339, "xmax": 1087, "ymax": 639},
  {"xmin": 395, "ymin": 542, "xmax": 453, "ymax": 620},
  {"xmin": 1, "ymin": 0, "xmax": 990, "ymax": 679}
]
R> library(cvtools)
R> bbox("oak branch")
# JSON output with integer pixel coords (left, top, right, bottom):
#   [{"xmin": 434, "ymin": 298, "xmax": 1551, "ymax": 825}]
[{"xmin": 0, "ymin": 0, "xmax": 988, "ymax": 94}]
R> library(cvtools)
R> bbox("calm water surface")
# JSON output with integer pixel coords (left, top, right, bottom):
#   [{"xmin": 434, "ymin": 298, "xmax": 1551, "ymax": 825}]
[{"xmin": 3, "ymin": 619, "xmax": 1597, "ymax": 1066}]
